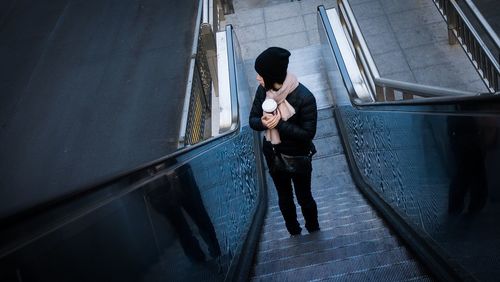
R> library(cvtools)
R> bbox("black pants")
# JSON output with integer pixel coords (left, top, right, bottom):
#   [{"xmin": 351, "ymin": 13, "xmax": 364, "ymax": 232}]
[{"xmin": 270, "ymin": 169, "xmax": 319, "ymax": 234}]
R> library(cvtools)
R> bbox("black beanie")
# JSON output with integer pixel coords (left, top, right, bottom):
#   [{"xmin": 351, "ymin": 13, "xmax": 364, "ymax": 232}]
[{"xmin": 254, "ymin": 47, "xmax": 291, "ymax": 86}]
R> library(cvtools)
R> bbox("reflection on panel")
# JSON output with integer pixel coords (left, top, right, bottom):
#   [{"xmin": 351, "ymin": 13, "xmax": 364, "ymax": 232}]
[
  {"xmin": 0, "ymin": 127, "xmax": 260, "ymax": 282},
  {"xmin": 338, "ymin": 105, "xmax": 500, "ymax": 280},
  {"xmin": 143, "ymin": 128, "xmax": 259, "ymax": 281}
]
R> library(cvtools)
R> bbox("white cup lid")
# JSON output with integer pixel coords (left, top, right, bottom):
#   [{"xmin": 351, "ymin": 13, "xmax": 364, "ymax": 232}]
[{"xmin": 262, "ymin": 99, "xmax": 277, "ymax": 113}]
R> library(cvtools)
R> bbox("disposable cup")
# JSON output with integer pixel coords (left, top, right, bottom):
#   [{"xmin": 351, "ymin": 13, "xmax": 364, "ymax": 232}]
[{"xmin": 262, "ymin": 99, "xmax": 277, "ymax": 114}]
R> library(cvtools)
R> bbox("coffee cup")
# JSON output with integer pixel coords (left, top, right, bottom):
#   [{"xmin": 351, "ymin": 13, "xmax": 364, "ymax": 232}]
[{"xmin": 262, "ymin": 99, "xmax": 277, "ymax": 114}]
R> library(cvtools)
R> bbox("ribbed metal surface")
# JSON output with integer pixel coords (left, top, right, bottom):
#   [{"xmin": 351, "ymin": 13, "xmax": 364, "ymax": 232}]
[
  {"xmin": 250, "ymin": 108, "xmax": 434, "ymax": 281},
  {"xmin": 185, "ymin": 29, "xmax": 212, "ymax": 145},
  {"xmin": 185, "ymin": 62, "xmax": 208, "ymax": 145}
]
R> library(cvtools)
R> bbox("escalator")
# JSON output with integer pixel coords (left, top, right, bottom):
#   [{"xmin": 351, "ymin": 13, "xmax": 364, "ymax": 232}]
[
  {"xmin": 0, "ymin": 24, "xmax": 266, "ymax": 281},
  {"xmin": 1, "ymin": 3, "xmax": 499, "ymax": 282},
  {"xmin": 249, "ymin": 3, "xmax": 499, "ymax": 281}
]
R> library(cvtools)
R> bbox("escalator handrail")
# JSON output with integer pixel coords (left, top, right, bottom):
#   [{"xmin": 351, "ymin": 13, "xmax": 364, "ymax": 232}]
[
  {"xmin": 318, "ymin": 5, "xmax": 355, "ymax": 100},
  {"xmin": 227, "ymin": 25, "xmax": 240, "ymax": 129},
  {"xmin": 318, "ymin": 5, "xmax": 500, "ymax": 109},
  {"xmin": 0, "ymin": 26, "xmax": 242, "ymax": 229},
  {"xmin": 375, "ymin": 77, "xmax": 474, "ymax": 98}
]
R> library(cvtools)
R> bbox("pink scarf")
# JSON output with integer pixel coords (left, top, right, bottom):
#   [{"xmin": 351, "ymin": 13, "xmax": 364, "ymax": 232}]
[{"xmin": 263, "ymin": 73, "xmax": 299, "ymax": 144}]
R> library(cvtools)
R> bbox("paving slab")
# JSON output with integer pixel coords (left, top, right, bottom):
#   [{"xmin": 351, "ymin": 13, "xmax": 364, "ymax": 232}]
[{"xmin": 349, "ymin": 0, "xmax": 489, "ymax": 93}]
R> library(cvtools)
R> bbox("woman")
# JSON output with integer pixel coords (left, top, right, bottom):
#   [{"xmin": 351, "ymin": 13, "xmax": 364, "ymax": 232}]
[{"xmin": 249, "ymin": 47, "xmax": 319, "ymax": 236}]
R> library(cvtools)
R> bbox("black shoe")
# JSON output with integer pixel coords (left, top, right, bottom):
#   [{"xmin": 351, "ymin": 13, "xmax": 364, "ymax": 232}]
[
  {"xmin": 307, "ymin": 226, "xmax": 320, "ymax": 233},
  {"xmin": 289, "ymin": 226, "xmax": 302, "ymax": 236}
]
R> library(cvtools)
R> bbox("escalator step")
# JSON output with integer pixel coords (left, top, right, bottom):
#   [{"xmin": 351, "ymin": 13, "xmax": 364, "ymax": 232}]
[
  {"xmin": 313, "ymin": 135, "xmax": 344, "ymax": 158},
  {"xmin": 315, "ymin": 117, "xmax": 339, "ymax": 138},
  {"xmin": 317, "ymin": 108, "xmax": 334, "ymax": 121},
  {"xmin": 255, "ymin": 235, "xmax": 401, "ymax": 267},
  {"xmin": 257, "ymin": 225, "xmax": 394, "ymax": 257},
  {"xmin": 261, "ymin": 212, "xmax": 381, "ymax": 241},
  {"xmin": 311, "ymin": 261, "xmax": 432, "ymax": 281},
  {"xmin": 251, "ymin": 247, "xmax": 415, "ymax": 281},
  {"xmin": 251, "ymin": 108, "xmax": 433, "ymax": 280}
]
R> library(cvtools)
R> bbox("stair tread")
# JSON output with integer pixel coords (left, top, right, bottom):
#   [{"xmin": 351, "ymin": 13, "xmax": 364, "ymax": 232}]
[{"xmin": 251, "ymin": 246, "xmax": 414, "ymax": 280}]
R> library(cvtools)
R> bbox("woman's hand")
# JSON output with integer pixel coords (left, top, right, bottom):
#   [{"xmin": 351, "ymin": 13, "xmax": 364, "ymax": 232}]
[{"xmin": 261, "ymin": 110, "xmax": 281, "ymax": 129}]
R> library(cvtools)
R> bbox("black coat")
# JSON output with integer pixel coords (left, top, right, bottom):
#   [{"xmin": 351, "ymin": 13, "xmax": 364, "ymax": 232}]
[{"xmin": 249, "ymin": 83, "xmax": 317, "ymax": 156}]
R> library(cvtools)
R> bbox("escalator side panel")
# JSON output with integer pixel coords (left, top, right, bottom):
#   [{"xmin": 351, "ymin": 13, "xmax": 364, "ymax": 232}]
[
  {"xmin": 337, "ymin": 104, "xmax": 500, "ymax": 281},
  {"xmin": 0, "ymin": 127, "xmax": 262, "ymax": 282}
]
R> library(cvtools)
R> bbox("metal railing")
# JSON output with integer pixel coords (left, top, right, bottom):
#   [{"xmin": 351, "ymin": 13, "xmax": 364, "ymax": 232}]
[
  {"xmin": 180, "ymin": 0, "xmax": 221, "ymax": 146},
  {"xmin": 463, "ymin": 0, "xmax": 500, "ymax": 50},
  {"xmin": 432, "ymin": 0, "xmax": 500, "ymax": 93},
  {"xmin": 327, "ymin": 1, "xmax": 480, "ymax": 104}
]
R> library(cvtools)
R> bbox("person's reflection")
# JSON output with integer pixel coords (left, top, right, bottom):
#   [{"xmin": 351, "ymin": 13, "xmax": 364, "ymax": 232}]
[
  {"xmin": 447, "ymin": 116, "xmax": 495, "ymax": 214},
  {"xmin": 147, "ymin": 165, "xmax": 221, "ymax": 262}
]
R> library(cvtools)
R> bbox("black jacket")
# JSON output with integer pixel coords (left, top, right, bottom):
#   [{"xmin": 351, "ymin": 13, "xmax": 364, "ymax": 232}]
[{"xmin": 249, "ymin": 83, "xmax": 317, "ymax": 156}]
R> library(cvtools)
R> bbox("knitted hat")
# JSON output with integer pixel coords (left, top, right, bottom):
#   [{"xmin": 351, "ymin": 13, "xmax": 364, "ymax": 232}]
[{"xmin": 254, "ymin": 47, "xmax": 291, "ymax": 85}]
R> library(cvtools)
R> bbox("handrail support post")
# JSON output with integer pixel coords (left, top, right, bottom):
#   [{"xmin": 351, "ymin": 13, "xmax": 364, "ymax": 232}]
[
  {"xmin": 403, "ymin": 92, "xmax": 413, "ymax": 100},
  {"xmin": 446, "ymin": 1, "xmax": 458, "ymax": 45},
  {"xmin": 386, "ymin": 88, "xmax": 395, "ymax": 101},
  {"xmin": 376, "ymin": 85, "xmax": 385, "ymax": 101}
]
